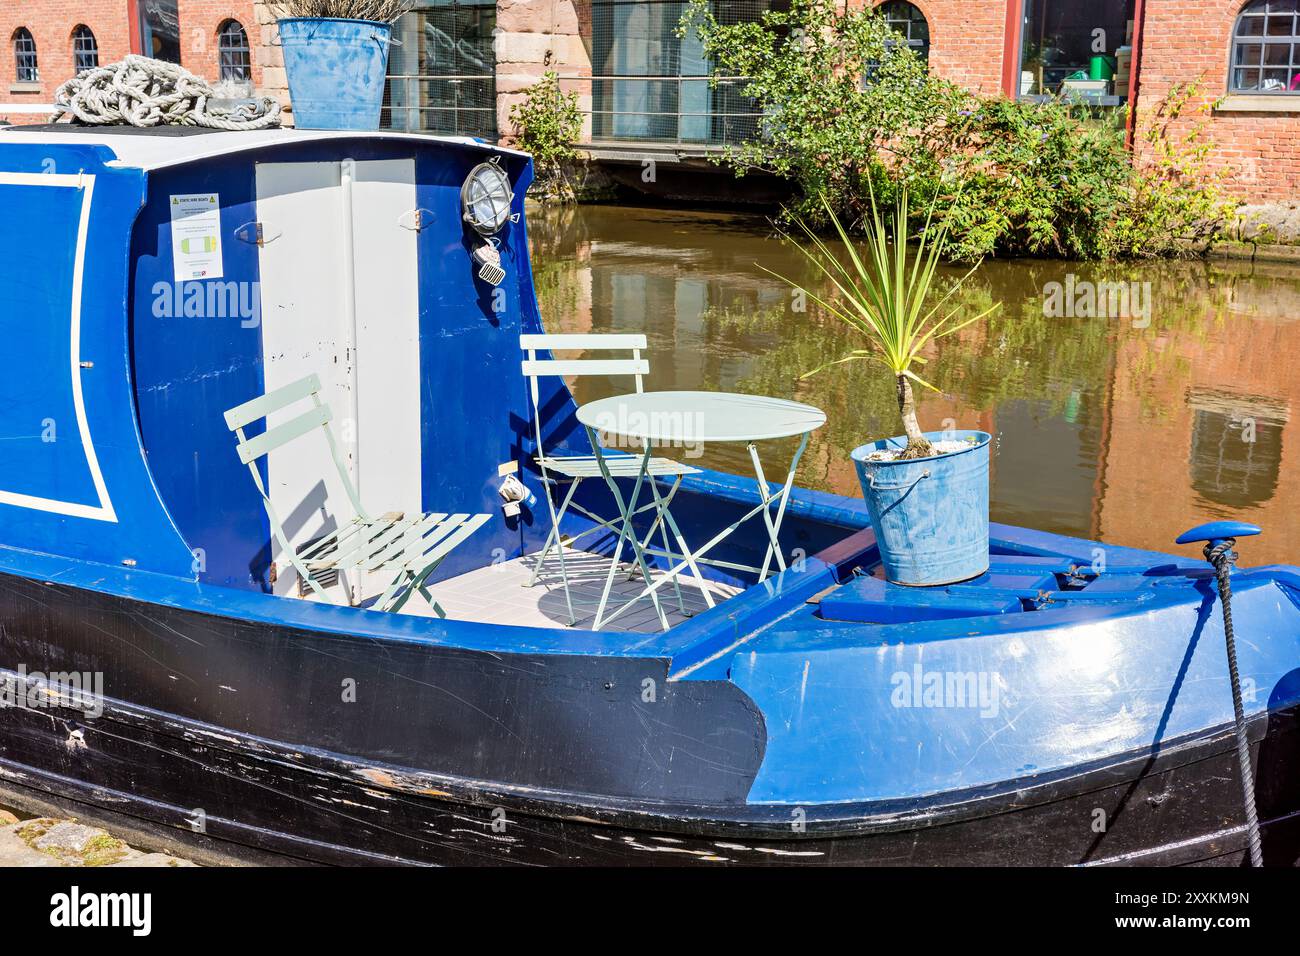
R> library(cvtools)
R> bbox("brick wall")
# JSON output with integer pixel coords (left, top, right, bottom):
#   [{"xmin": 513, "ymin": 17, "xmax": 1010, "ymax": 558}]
[
  {"xmin": 490, "ymin": 0, "xmax": 1008, "ymax": 147},
  {"xmin": 252, "ymin": 1, "xmax": 286, "ymax": 118},
  {"xmin": 862, "ymin": 0, "xmax": 1009, "ymax": 96},
  {"xmin": 1135, "ymin": 0, "xmax": 1300, "ymax": 201},
  {"xmin": 9, "ymin": 1, "xmax": 1294, "ymax": 203},
  {"xmin": 496, "ymin": 0, "xmax": 591, "ymax": 143},
  {"xmin": 178, "ymin": 0, "xmax": 261, "ymax": 89},
  {"xmin": 1, "ymin": 0, "xmax": 260, "ymax": 126},
  {"xmin": 0, "ymin": 1, "xmax": 132, "ymax": 123}
]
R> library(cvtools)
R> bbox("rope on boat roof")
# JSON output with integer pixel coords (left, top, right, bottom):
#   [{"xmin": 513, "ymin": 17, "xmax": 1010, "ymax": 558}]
[{"xmin": 52, "ymin": 56, "xmax": 281, "ymax": 130}]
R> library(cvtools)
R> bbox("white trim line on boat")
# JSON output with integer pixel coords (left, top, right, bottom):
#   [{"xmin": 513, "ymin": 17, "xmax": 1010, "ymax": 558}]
[{"xmin": 0, "ymin": 171, "xmax": 116, "ymax": 522}]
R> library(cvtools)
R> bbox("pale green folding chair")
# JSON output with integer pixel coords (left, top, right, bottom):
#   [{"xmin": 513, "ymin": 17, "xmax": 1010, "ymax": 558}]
[
  {"xmin": 224, "ymin": 373, "xmax": 491, "ymax": 616},
  {"xmin": 521, "ymin": 333, "xmax": 699, "ymax": 626}
]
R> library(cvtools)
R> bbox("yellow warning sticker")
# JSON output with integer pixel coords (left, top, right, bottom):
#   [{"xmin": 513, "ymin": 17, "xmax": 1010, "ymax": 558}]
[{"xmin": 169, "ymin": 193, "xmax": 224, "ymax": 281}]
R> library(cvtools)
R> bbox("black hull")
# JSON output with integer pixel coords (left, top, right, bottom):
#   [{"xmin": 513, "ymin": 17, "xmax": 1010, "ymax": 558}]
[
  {"xmin": 3, "ymin": 678, "xmax": 1299, "ymax": 866},
  {"xmin": 2, "ymin": 573, "xmax": 1299, "ymax": 866}
]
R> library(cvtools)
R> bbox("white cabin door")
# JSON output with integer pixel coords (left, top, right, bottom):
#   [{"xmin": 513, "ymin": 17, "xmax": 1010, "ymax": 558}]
[{"xmin": 254, "ymin": 159, "xmax": 422, "ymax": 600}]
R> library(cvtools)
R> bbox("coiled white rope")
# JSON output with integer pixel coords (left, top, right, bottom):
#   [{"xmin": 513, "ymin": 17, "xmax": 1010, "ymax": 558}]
[{"xmin": 52, "ymin": 55, "xmax": 281, "ymax": 130}]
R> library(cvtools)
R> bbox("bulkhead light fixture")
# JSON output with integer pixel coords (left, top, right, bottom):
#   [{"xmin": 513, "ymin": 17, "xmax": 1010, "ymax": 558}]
[{"xmin": 461, "ymin": 159, "xmax": 514, "ymax": 236}]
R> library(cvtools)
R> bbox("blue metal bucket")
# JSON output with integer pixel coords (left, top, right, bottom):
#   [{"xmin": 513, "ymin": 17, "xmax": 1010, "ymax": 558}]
[
  {"xmin": 278, "ymin": 18, "xmax": 392, "ymax": 131},
  {"xmin": 850, "ymin": 430, "xmax": 991, "ymax": 586}
]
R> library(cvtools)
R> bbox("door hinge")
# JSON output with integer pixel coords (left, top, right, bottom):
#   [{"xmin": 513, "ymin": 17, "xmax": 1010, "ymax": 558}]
[
  {"xmin": 235, "ymin": 221, "xmax": 279, "ymax": 246},
  {"xmin": 398, "ymin": 208, "xmax": 435, "ymax": 232}
]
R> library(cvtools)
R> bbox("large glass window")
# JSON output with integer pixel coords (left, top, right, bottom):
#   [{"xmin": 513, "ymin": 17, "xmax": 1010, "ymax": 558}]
[
  {"xmin": 72, "ymin": 25, "xmax": 98, "ymax": 73},
  {"xmin": 13, "ymin": 28, "xmax": 37, "ymax": 83},
  {"xmin": 138, "ymin": 0, "xmax": 181, "ymax": 64},
  {"xmin": 1019, "ymin": 0, "xmax": 1136, "ymax": 104},
  {"xmin": 591, "ymin": 0, "xmax": 770, "ymax": 145},
  {"xmin": 382, "ymin": 0, "xmax": 497, "ymax": 139},
  {"xmin": 879, "ymin": 1, "xmax": 929, "ymax": 62},
  {"xmin": 1231, "ymin": 0, "xmax": 1300, "ymax": 93}
]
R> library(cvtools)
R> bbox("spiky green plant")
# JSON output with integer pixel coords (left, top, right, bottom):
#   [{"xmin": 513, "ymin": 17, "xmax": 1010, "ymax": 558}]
[
  {"xmin": 765, "ymin": 188, "xmax": 998, "ymax": 459},
  {"xmin": 272, "ymin": 0, "xmax": 412, "ymax": 23}
]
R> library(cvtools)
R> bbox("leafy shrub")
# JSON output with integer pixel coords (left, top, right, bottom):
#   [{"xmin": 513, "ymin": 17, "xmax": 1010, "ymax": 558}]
[
  {"xmin": 682, "ymin": 0, "xmax": 1231, "ymax": 261},
  {"xmin": 1107, "ymin": 81, "xmax": 1234, "ymax": 257},
  {"xmin": 509, "ymin": 70, "xmax": 583, "ymax": 202},
  {"xmin": 914, "ymin": 97, "xmax": 1132, "ymax": 261},
  {"xmin": 681, "ymin": 0, "xmax": 959, "ymax": 229}
]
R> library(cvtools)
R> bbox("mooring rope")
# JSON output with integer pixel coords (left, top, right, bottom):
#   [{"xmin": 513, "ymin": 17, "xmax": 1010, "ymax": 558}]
[
  {"xmin": 52, "ymin": 55, "xmax": 281, "ymax": 130},
  {"xmin": 1205, "ymin": 538, "xmax": 1265, "ymax": 867}
]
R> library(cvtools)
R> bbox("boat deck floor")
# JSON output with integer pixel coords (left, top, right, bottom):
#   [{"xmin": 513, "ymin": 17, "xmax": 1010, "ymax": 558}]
[{"xmin": 420, "ymin": 546, "xmax": 742, "ymax": 632}]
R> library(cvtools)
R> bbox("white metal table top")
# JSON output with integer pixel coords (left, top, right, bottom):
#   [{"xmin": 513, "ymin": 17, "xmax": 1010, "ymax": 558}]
[{"xmin": 576, "ymin": 390, "xmax": 827, "ymax": 444}]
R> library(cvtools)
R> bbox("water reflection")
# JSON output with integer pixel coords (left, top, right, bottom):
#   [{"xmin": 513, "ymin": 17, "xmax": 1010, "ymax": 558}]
[{"xmin": 530, "ymin": 204, "xmax": 1300, "ymax": 565}]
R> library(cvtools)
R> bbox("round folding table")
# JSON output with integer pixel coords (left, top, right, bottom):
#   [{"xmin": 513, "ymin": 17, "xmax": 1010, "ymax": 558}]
[{"xmin": 575, "ymin": 390, "xmax": 827, "ymax": 631}]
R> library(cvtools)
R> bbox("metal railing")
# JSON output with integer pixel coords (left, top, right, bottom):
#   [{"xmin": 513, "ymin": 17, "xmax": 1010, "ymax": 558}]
[
  {"xmin": 377, "ymin": 70, "xmax": 770, "ymax": 149},
  {"xmin": 381, "ymin": 73, "xmax": 496, "ymax": 139},
  {"xmin": 578, "ymin": 74, "xmax": 765, "ymax": 148}
]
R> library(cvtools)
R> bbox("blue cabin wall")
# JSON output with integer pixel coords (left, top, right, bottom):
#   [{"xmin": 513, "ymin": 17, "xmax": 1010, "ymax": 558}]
[
  {"xmin": 129, "ymin": 138, "xmax": 543, "ymax": 591},
  {"xmin": 411, "ymin": 146, "xmax": 536, "ymax": 581},
  {"xmin": 508, "ymin": 179, "xmax": 595, "ymax": 560},
  {"xmin": 129, "ymin": 157, "xmax": 268, "ymax": 589},
  {"xmin": 0, "ymin": 132, "xmax": 781, "ymax": 599},
  {"xmin": 0, "ymin": 143, "xmax": 195, "ymax": 577}
]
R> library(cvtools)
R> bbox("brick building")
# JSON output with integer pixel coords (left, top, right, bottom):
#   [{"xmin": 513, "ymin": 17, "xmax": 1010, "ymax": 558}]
[
  {"xmin": 1135, "ymin": 0, "xmax": 1300, "ymax": 200},
  {"xmin": 0, "ymin": 0, "xmax": 258, "ymax": 121},
  {"xmin": 3, "ymin": 1, "xmax": 1297, "ymax": 202}
]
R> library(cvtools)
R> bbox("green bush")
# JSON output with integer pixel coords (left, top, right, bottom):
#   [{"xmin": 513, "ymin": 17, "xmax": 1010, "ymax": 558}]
[
  {"xmin": 1107, "ymin": 81, "xmax": 1234, "ymax": 257},
  {"xmin": 681, "ymin": 0, "xmax": 959, "ymax": 229},
  {"xmin": 509, "ymin": 70, "xmax": 583, "ymax": 203},
  {"xmin": 682, "ymin": 0, "xmax": 1231, "ymax": 261},
  {"xmin": 915, "ymin": 97, "xmax": 1132, "ymax": 261}
]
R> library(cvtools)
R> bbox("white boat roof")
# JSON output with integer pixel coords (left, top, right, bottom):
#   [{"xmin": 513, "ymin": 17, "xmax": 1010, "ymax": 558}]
[{"xmin": 0, "ymin": 127, "xmax": 526, "ymax": 171}]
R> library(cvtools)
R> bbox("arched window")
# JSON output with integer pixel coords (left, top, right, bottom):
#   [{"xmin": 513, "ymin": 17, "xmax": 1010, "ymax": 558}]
[
  {"xmin": 71, "ymin": 25, "xmax": 98, "ymax": 74},
  {"xmin": 1231, "ymin": 0, "xmax": 1300, "ymax": 93},
  {"xmin": 13, "ymin": 28, "xmax": 37, "ymax": 83},
  {"xmin": 217, "ymin": 20, "xmax": 251, "ymax": 83},
  {"xmin": 880, "ymin": 1, "xmax": 930, "ymax": 63}
]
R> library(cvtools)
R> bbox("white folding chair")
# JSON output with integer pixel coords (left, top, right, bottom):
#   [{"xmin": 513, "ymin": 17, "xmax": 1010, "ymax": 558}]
[
  {"xmin": 521, "ymin": 333, "xmax": 699, "ymax": 626},
  {"xmin": 224, "ymin": 373, "xmax": 491, "ymax": 616}
]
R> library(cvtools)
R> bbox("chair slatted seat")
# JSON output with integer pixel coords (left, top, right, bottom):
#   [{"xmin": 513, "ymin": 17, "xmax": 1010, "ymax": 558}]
[
  {"xmin": 521, "ymin": 333, "xmax": 699, "ymax": 625},
  {"xmin": 224, "ymin": 374, "xmax": 490, "ymax": 616}
]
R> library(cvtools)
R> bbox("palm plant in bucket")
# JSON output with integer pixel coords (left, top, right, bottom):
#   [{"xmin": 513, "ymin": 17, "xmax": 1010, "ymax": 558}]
[
  {"xmin": 766, "ymin": 188, "xmax": 997, "ymax": 460},
  {"xmin": 271, "ymin": 0, "xmax": 411, "ymax": 19}
]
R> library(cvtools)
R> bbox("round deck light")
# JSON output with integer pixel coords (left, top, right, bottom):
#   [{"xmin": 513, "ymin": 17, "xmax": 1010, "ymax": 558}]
[{"xmin": 461, "ymin": 161, "xmax": 513, "ymax": 236}]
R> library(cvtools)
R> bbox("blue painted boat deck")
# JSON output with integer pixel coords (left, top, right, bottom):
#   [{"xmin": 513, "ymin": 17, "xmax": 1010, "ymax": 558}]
[{"xmin": 662, "ymin": 527, "xmax": 1255, "ymax": 683}]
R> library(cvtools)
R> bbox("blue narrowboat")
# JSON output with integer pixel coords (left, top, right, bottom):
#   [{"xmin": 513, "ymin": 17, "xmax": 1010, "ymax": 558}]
[{"xmin": 0, "ymin": 125, "xmax": 1297, "ymax": 866}]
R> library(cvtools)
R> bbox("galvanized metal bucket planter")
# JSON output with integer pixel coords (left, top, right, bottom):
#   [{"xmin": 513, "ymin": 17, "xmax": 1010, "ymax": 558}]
[
  {"xmin": 850, "ymin": 430, "xmax": 991, "ymax": 586},
  {"xmin": 278, "ymin": 18, "xmax": 392, "ymax": 131}
]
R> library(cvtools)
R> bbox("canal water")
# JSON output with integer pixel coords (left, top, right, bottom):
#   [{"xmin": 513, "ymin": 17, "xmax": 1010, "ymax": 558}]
[{"xmin": 531, "ymin": 203, "xmax": 1300, "ymax": 566}]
